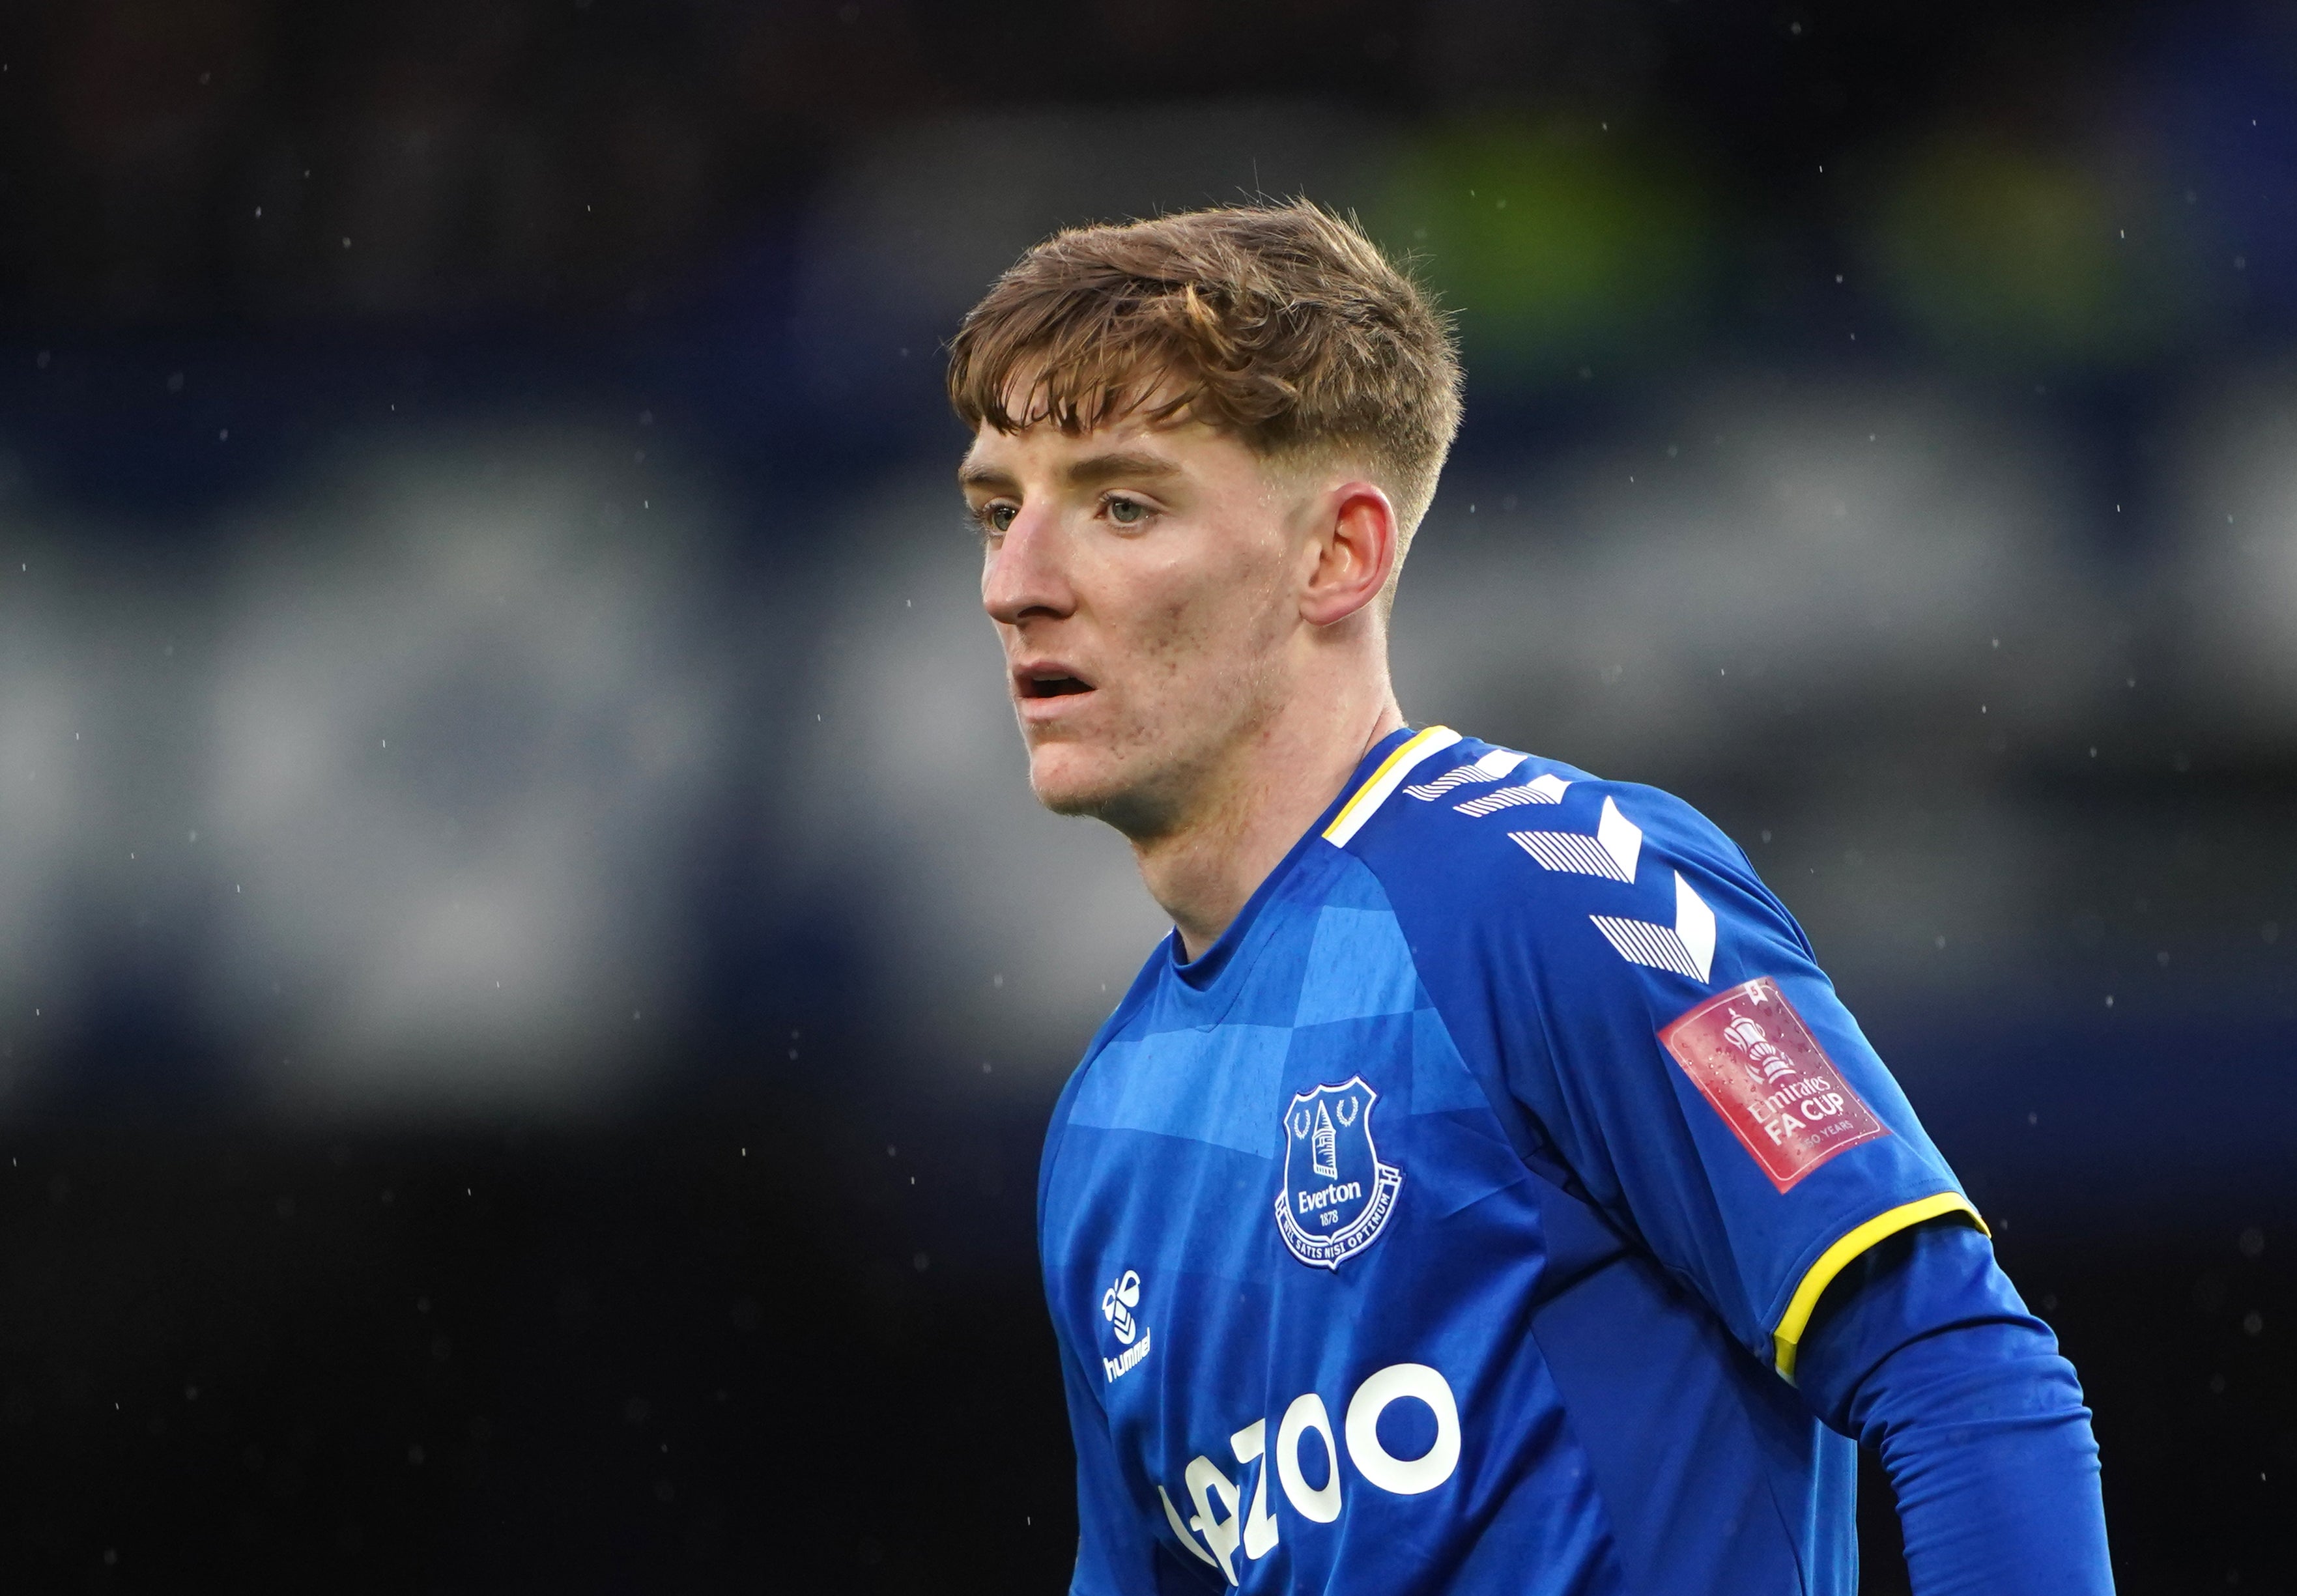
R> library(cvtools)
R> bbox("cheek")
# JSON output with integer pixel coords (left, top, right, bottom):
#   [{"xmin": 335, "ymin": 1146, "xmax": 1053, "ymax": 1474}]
[
  {"xmin": 1083, "ymin": 520, "xmax": 1289, "ymax": 721},
  {"xmin": 1179, "ymin": 541, "xmax": 1285, "ymax": 646},
  {"xmin": 1134, "ymin": 579, "xmax": 1238, "ymax": 677}
]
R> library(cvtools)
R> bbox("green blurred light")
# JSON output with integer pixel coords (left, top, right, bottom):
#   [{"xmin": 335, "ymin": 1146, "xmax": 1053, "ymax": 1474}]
[
  {"xmin": 1369, "ymin": 120, "xmax": 1713, "ymax": 380},
  {"xmin": 1871, "ymin": 134, "xmax": 2193, "ymax": 368}
]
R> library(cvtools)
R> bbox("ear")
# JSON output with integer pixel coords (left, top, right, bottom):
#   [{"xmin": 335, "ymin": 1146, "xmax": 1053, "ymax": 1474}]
[{"xmin": 1299, "ymin": 480, "xmax": 1398, "ymax": 628}]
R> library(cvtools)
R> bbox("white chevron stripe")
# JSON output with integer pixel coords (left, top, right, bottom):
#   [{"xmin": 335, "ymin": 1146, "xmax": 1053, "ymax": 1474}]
[
  {"xmin": 1592, "ymin": 915, "xmax": 1688, "ymax": 978},
  {"xmin": 1454, "ymin": 772, "xmax": 1572, "ymax": 816},
  {"xmin": 1511, "ymin": 831, "xmax": 1618, "ymax": 877},
  {"xmin": 1511, "ymin": 795, "xmax": 1644, "ymax": 883},
  {"xmin": 1403, "ymin": 747, "xmax": 1526, "ymax": 801},
  {"xmin": 1595, "ymin": 796, "xmax": 1643, "ymax": 881},
  {"xmin": 1590, "ymin": 871, "xmax": 1717, "ymax": 983}
]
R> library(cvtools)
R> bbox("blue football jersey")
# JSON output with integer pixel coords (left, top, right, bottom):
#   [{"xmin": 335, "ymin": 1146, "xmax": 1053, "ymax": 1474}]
[{"xmin": 1038, "ymin": 726, "xmax": 1985, "ymax": 1595}]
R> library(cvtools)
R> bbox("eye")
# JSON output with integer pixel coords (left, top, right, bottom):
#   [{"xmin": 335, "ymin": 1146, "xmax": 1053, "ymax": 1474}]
[
  {"xmin": 978, "ymin": 502, "xmax": 1018, "ymax": 536},
  {"xmin": 1104, "ymin": 494, "xmax": 1151, "ymax": 527}
]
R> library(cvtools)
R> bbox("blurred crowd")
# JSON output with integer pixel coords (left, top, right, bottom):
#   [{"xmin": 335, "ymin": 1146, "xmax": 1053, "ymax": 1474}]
[{"xmin": 0, "ymin": 0, "xmax": 2290, "ymax": 1218}]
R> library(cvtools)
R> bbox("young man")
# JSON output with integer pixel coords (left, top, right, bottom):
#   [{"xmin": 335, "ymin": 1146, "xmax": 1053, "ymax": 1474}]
[{"xmin": 949, "ymin": 203, "xmax": 2113, "ymax": 1595}]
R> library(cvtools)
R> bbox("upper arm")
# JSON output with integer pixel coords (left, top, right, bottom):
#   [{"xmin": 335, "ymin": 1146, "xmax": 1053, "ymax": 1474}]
[{"xmin": 1480, "ymin": 784, "xmax": 1981, "ymax": 1375}]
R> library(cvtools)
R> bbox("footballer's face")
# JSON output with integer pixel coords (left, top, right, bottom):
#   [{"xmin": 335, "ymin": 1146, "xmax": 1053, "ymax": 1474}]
[{"xmin": 962, "ymin": 408, "xmax": 1314, "ymax": 835}]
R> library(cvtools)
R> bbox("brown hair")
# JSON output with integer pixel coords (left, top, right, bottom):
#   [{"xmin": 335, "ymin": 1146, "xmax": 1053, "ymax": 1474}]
[{"xmin": 947, "ymin": 201, "xmax": 1462, "ymax": 577}]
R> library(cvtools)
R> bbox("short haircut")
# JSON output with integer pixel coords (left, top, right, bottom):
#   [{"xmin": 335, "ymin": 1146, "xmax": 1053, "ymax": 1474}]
[{"xmin": 947, "ymin": 201, "xmax": 1462, "ymax": 593}]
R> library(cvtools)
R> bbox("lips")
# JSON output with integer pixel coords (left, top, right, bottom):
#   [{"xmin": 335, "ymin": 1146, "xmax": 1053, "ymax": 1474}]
[{"xmin": 1015, "ymin": 664, "xmax": 1094, "ymax": 700}]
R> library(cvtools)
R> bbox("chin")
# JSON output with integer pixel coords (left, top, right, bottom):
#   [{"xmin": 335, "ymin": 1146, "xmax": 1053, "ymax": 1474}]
[
  {"xmin": 1025, "ymin": 742, "xmax": 1157, "ymax": 827},
  {"xmin": 1026, "ymin": 746, "xmax": 1118, "ymax": 817}
]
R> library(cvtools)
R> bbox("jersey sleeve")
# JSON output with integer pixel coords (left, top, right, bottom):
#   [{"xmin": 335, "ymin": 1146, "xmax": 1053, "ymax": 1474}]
[
  {"xmin": 1490, "ymin": 782, "xmax": 1982, "ymax": 1377},
  {"xmin": 1797, "ymin": 1223, "xmax": 2113, "ymax": 1593}
]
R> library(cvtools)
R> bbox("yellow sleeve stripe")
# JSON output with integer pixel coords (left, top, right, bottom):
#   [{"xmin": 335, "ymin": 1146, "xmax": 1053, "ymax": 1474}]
[
  {"xmin": 1771, "ymin": 1191, "xmax": 1988, "ymax": 1381},
  {"xmin": 1323, "ymin": 726, "xmax": 1461, "ymax": 846}
]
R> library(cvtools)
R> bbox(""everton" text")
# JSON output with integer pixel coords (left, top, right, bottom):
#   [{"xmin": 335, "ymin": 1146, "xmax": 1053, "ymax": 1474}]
[{"xmin": 1294, "ymin": 1180, "xmax": 1363, "ymax": 1225}]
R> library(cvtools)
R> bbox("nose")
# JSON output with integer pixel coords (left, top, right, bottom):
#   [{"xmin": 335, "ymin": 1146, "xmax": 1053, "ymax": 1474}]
[{"xmin": 982, "ymin": 503, "xmax": 1074, "ymax": 627}]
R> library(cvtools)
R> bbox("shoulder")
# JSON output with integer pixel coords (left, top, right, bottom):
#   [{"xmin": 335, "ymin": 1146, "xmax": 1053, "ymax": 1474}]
[
  {"xmin": 1334, "ymin": 729, "xmax": 1782, "ymax": 963},
  {"xmin": 1330, "ymin": 729, "xmax": 1829, "ymax": 1036}
]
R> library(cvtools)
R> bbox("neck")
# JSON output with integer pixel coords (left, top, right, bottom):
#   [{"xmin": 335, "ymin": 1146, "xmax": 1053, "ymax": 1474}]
[{"xmin": 1133, "ymin": 675, "xmax": 1406, "ymax": 961}]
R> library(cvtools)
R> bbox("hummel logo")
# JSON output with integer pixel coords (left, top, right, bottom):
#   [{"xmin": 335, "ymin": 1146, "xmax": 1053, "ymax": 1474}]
[{"xmin": 1100, "ymin": 1268, "xmax": 1152, "ymax": 1384}]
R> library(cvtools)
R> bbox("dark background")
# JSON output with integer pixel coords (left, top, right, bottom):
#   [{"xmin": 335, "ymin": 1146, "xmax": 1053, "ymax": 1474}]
[{"xmin": 0, "ymin": 0, "xmax": 2292, "ymax": 1589}]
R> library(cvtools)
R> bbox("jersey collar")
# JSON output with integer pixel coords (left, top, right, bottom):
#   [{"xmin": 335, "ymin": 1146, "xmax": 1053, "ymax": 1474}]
[{"xmin": 1165, "ymin": 724, "xmax": 1431, "ymax": 994}]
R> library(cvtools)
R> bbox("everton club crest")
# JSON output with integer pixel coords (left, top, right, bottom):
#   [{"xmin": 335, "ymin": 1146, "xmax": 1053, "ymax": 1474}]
[{"xmin": 1275, "ymin": 1077, "xmax": 1404, "ymax": 1269}]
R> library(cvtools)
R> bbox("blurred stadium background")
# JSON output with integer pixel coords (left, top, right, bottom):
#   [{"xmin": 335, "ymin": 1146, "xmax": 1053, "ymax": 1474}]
[{"xmin": 0, "ymin": 0, "xmax": 2290, "ymax": 1588}]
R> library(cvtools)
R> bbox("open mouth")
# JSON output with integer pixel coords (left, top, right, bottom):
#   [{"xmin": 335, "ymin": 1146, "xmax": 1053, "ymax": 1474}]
[{"xmin": 1020, "ymin": 672, "xmax": 1093, "ymax": 699}]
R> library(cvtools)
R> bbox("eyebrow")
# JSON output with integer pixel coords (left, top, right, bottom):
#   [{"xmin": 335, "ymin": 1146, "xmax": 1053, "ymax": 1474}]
[
  {"xmin": 1063, "ymin": 450, "xmax": 1182, "ymax": 490},
  {"xmin": 957, "ymin": 449, "xmax": 1183, "ymax": 494}
]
